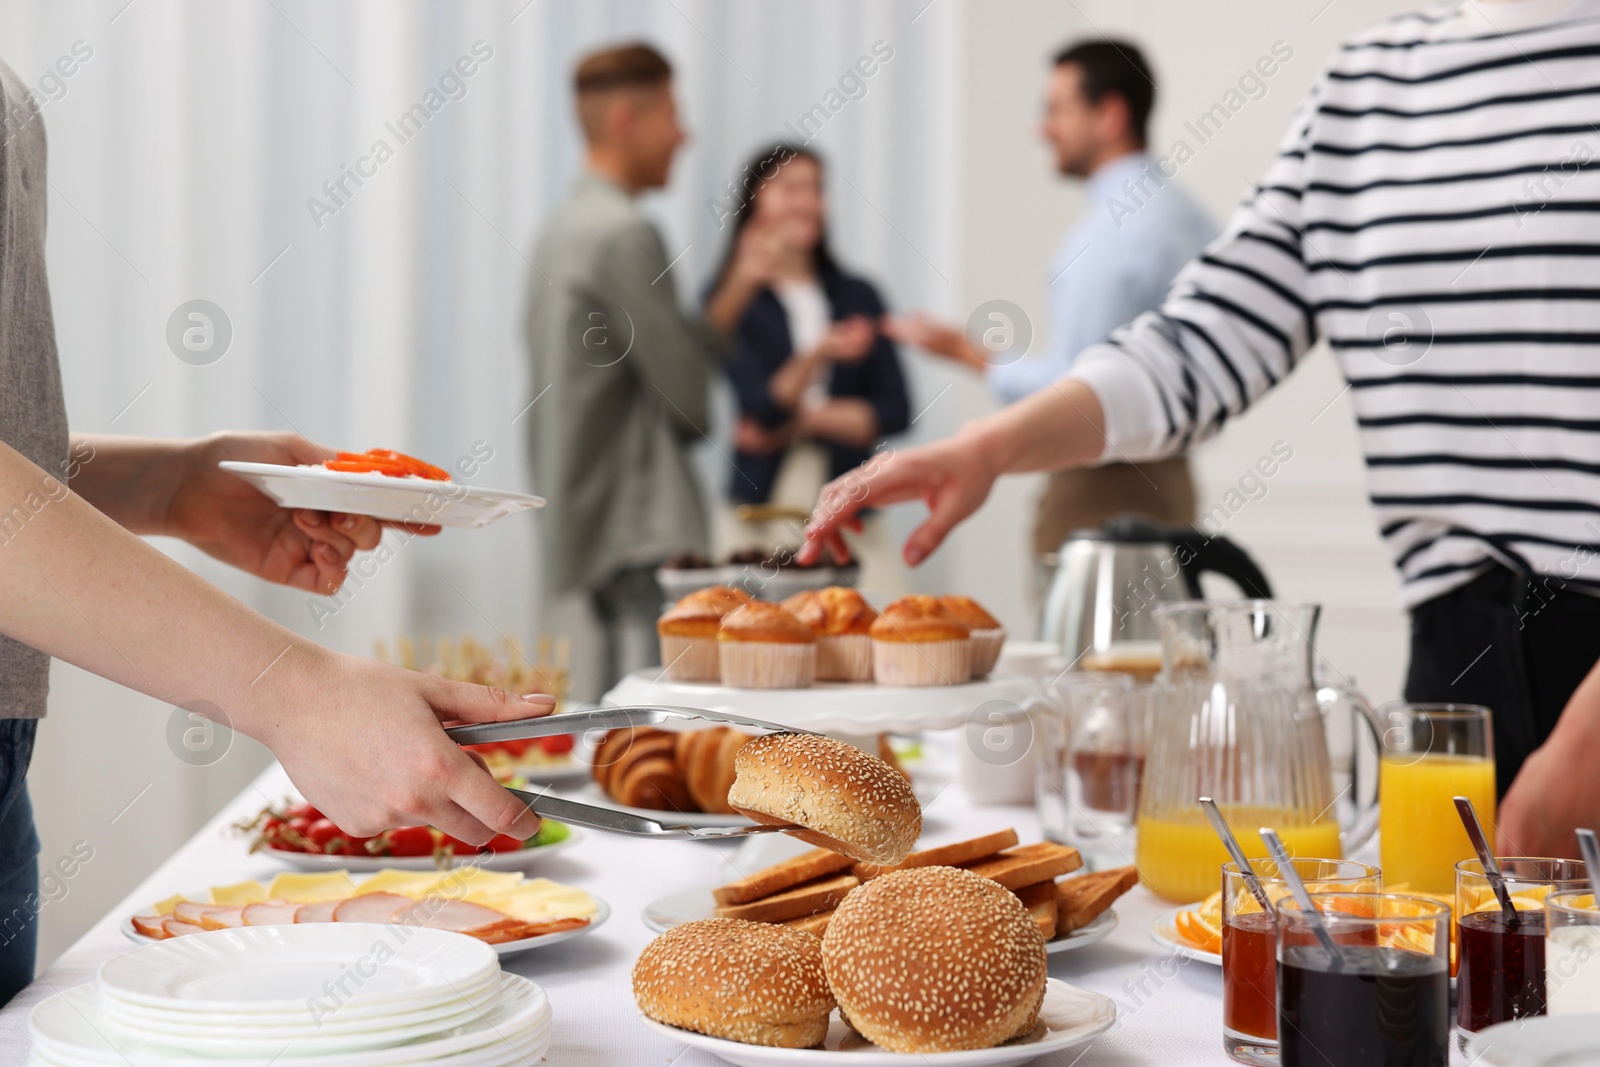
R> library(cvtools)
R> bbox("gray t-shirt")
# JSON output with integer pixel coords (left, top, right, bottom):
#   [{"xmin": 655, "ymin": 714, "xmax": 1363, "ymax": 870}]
[{"xmin": 0, "ymin": 59, "xmax": 71, "ymax": 718}]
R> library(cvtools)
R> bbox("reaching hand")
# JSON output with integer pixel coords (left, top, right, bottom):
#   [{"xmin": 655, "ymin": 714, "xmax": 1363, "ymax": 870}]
[
  {"xmin": 166, "ymin": 432, "xmax": 439, "ymax": 594},
  {"xmin": 798, "ymin": 436, "xmax": 1002, "ymax": 567},
  {"xmin": 816, "ymin": 316, "xmax": 878, "ymax": 364},
  {"xmin": 262, "ymin": 650, "xmax": 553, "ymax": 845},
  {"xmin": 881, "ymin": 312, "xmax": 985, "ymax": 371}
]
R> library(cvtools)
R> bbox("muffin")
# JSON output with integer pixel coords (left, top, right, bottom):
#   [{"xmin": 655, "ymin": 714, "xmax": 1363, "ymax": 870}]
[
  {"xmin": 938, "ymin": 595, "xmax": 1006, "ymax": 678},
  {"xmin": 782, "ymin": 587, "xmax": 877, "ymax": 682},
  {"xmin": 656, "ymin": 586, "xmax": 753, "ymax": 682},
  {"xmin": 869, "ymin": 595, "xmax": 971, "ymax": 686},
  {"xmin": 718, "ymin": 602, "xmax": 817, "ymax": 688}
]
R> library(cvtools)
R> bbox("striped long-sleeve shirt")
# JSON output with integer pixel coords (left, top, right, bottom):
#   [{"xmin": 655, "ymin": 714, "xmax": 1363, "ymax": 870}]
[{"xmin": 1070, "ymin": 2, "xmax": 1600, "ymax": 609}]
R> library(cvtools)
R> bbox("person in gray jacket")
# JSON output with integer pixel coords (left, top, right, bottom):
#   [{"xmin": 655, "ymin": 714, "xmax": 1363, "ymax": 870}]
[{"xmin": 525, "ymin": 43, "xmax": 772, "ymax": 688}]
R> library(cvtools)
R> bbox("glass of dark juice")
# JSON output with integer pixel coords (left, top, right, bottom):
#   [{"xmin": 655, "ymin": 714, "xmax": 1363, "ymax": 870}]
[
  {"xmin": 1277, "ymin": 893, "xmax": 1451, "ymax": 1067},
  {"xmin": 1455, "ymin": 857, "xmax": 1588, "ymax": 1044},
  {"xmin": 1222, "ymin": 859, "xmax": 1380, "ymax": 1065}
]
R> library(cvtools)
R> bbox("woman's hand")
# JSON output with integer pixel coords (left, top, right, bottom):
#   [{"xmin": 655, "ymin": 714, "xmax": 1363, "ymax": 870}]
[
  {"xmin": 816, "ymin": 316, "xmax": 877, "ymax": 364},
  {"xmin": 733, "ymin": 415, "xmax": 793, "ymax": 456},
  {"xmin": 165, "ymin": 432, "xmax": 439, "ymax": 594},
  {"xmin": 257, "ymin": 649, "xmax": 553, "ymax": 845},
  {"xmin": 882, "ymin": 312, "xmax": 986, "ymax": 372},
  {"xmin": 1497, "ymin": 658, "xmax": 1600, "ymax": 858},
  {"xmin": 799, "ymin": 433, "xmax": 1004, "ymax": 567}
]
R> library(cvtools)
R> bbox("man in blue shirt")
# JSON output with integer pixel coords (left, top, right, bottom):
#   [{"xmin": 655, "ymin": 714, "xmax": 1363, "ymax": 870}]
[{"xmin": 887, "ymin": 40, "xmax": 1216, "ymax": 557}]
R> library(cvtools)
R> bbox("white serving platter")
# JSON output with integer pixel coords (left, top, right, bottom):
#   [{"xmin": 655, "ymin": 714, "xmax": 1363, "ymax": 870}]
[
  {"xmin": 604, "ymin": 669, "xmax": 1046, "ymax": 736},
  {"xmin": 639, "ymin": 978, "xmax": 1116, "ymax": 1067}
]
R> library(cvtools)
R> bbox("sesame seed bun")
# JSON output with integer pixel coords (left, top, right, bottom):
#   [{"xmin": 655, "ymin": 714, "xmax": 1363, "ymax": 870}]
[
  {"xmin": 718, "ymin": 602, "xmax": 816, "ymax": 644},
  {"xmin": 822, "ymin": 866, "xmax": 1048, "ymax": 1053},
  {"xmin": 727, "ymin": 734, "xmax": 921, "ymax": 865},
  {"xmin": 869, "ymin": 595, "xmax": 970, "ymax": 643},
  {"xmin": 632, "ymin": 918, "xmax": 835, "ymax": 1048}
]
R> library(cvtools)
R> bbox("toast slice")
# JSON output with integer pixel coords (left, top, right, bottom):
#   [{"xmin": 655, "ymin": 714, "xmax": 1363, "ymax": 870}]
[
  {"xmin": 1013, "ymin": 881, "xmax": 1058, "ymax": 940},
  {"xmin": 1055, "ymin": 865, "xmax": 1138, "ymax": 936},
  {"xmin": 713, "ymin": 873, "xmax": 860, "ymax": 923},
  {"xmin": 852, "ymin": 828, "xmax": 1021, "ymax": 880},
  {"xmin": 782, "ymin": 910, "xmax": 835, "ymax": 937},
  {"xmin": 960, "ymin": 841, "xmax": 1083, "ymax": 890},
  {"xmin": 712, "ymin": 848, "xmax": 856, "ymax": 906}
]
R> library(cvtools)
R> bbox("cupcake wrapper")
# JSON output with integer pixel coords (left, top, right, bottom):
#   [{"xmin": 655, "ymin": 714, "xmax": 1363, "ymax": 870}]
[
  {"xmin": 658, "ymin": 634, "xmax": 720, "ymax": 682},
  {"xmin": 817, "ymin": 634, "xmax": 873, "ymax": 682},
  {"xmin": 968, "ymin": 627, "xmax": 1006, "ymax": 678},
  {"xmin": 873, "ymin": 638, "xmax": 971, "ymax": 687},
  {"xmin": 719, "ymin": 641, "xmax": 816, "ymax": 689}
]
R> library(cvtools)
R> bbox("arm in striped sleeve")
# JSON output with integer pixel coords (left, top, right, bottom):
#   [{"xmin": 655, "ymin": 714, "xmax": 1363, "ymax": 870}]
[{"xmin": 1069, "ymin": 76, "xmax": 1325, "ymax": 462}]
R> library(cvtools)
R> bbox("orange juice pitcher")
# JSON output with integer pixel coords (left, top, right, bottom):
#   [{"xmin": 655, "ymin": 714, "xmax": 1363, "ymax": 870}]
[{"xmin": 1136, "ymin": 602, "xmax": 1383, "ymax": 903}]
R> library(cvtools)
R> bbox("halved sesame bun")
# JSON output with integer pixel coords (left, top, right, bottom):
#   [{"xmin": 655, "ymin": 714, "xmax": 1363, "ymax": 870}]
[
  {"xmin": 783, "ymin": 587, "xmax": 878, "ymax": 636},
  {"xmin": 869, "ymin": 595, "xmax": 969, "ymax": 643},
  {"xmin": 822, "ymin": 866, "xmax": 1048, "ymax": 1052},
  {"xmin": 632, "ymin": 918, "xmax": 834, "ymax": 1048},
  {"xmin": 718, "ymin": 602, "xmax": 816, "ymax": 644},
  {"xmin": 727, "ymin": 734, "xmax": 921, "ymax": 865},
  {"xmin": 937, "ymin": 595, "xmax": 1001, "ymax": 631}
]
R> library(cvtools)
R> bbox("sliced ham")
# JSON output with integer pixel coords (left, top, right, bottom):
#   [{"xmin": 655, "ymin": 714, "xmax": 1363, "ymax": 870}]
[
  {"xmin": 332, "ymin": 892, "xmax": 411, "ymax": 924},
  {"xmin": 197, "ymin": 906, "xmax": 246, "ymax": 930},
  {"xmin": 131, "ymin": 914, "xmax": 168, "ymax": 940},
  {"xmin": 172, "ymin": 901, "xmax": 213, "ymax": 925},
  {"xmin": 294, "ymin": 900, "xmax": 340, "ymax": 923},
  {"xmin": 392, "ymin": 899, "xmax": 521, "ymax": 938},
  {"xmin": 241, "ymin": 901, "xmax": 303, "ymax": 926},
  {"xmin": 161, "ymin": 918, "xmax": 206, "ymax": 937}
]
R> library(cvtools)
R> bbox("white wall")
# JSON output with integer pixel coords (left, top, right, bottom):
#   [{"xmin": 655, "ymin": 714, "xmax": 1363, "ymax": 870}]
[{"xmin": 12, "ymin": 0, "xmax": 1416, "ymax": 971}]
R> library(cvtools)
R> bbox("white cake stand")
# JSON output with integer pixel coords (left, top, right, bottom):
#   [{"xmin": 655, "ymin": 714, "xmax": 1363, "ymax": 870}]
[{"xmin": 601, "ymin": 668, "xmax": 1047, "ymax": 736}]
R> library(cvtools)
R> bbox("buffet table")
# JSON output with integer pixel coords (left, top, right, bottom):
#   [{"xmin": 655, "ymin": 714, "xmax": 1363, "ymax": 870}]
[{"xmin": 0, "ymin": 761, "xmax": 1448, "ymax": 1066}]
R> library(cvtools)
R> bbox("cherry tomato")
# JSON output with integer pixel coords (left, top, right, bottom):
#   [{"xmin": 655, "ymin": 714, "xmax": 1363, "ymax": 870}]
[
  {"xmin": 285, "ymin": 803, "xmax": 320, "ymax": 823},
  {"xmin": 537, "ymin": 734, "xmax": 575, "ymax": 756},
  {"xmin": 386, "ymin": 825, "xmax": 435, "ymax": 858},
  {"xmin": 260, "ymin": 817, "xmax": 285, "ymax": 843},
  {"xmin": 340, "ymin": 835, "xmax": 375, "ymax": 857},
  {"xmin": 304, "ymin": 818, "xmax": 343, "ymax": 854},
  {"xmin": 485, "ymin": 834, "xmax": 523, "ymax": 853},
  {"xmin": 436, "ymin": 835, "xmax": 475, "ymax": 856}
]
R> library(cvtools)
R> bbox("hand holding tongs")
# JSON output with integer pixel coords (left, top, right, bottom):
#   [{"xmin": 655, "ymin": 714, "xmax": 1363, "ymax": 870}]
[{"xmin": 445, "ymin": 705, "xmax": 815, "ymax": 841}]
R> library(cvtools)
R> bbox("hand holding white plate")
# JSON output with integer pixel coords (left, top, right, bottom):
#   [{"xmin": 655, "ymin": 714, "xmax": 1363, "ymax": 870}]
[{"xmin": 219, "ymin": 461, "xmax": 543, "ymax": 529}]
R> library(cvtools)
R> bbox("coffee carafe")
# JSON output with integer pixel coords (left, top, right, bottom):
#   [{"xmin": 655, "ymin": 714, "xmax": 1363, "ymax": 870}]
[{"xmin": 1039, "ymin": 516, "xmax": 1273, "ymax": 677}]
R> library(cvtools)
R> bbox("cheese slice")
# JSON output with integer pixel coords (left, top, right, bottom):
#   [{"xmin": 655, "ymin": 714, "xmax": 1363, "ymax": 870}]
[
  {"xmin": 439, "ymin": 867, "xmax": 526, "ymax": 901},
  {"xmin": 149, "ymin": 893, "xmax": 189, "ymax": 917},
  {"xmin": 351, "ymin": 870, "xmax": 450, "ymax": 898},
  {"xmin": 474, "ymin": 879, "xmax": 596, "ymax": 923},
  {"xmin": 266, "ymin": 871, "xmax": 359, "ymax": 903},
  {"xmin": 207, "ymin": 880, "xmax": 268, "ymax": 906}
]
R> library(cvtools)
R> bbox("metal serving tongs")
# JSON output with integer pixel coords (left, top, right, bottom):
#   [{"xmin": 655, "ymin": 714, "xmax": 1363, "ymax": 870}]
[{"xmin": 444, "ymin": 705, "xmax": 815, "ymax": 842}]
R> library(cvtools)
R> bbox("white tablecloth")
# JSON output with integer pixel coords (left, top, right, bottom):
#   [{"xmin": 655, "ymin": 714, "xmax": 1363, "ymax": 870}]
[{"xmin": 0, "ymin": 763, "xmax": 1468, "ymax": 1066}]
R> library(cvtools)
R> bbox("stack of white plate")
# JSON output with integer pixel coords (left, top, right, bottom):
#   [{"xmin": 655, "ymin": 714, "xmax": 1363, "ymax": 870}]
[{"xmin": 29, "ymin": 924, "xmax": 551, "ymax": 1066}]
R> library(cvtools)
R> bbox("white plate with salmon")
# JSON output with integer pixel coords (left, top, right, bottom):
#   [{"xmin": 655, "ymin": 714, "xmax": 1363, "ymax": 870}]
[{"xmin": 121, "ymin": 868, "xmax": 608, "ymax": 958}]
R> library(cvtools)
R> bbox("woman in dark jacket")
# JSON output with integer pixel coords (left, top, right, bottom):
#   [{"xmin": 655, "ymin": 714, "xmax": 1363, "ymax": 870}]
[{"xmin": 711, "ymin": 145, "xmax": 910, "ymax": 521}]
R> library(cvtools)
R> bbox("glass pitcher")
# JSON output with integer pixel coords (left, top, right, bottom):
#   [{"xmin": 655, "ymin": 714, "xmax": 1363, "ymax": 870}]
[{"xmin": 1135, "ymin": 601, "xmax": 1380, "ymax": 903}]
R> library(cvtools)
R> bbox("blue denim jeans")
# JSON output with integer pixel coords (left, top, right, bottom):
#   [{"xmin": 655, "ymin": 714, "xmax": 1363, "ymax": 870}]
[{"xmin": 0, "ymin": 719, "xmax": 39, "ymax": 1006}]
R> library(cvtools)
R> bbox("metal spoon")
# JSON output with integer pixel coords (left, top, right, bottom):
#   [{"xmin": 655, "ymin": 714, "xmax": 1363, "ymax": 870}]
[
  {"xmin": 1200, "ymin": 797, "xmax": 1274, "ymax": 914},
  {"xmin": 1577, "ymin": 828, "xmax": 1600, "ymax": 901},
  {"xmin": 1454, "ymin": 795, "xmax": 1518, "ymax": 927},
  {"xmin": 1261, "ymin": 827, "xmax": 1346, "ymax": 971}
]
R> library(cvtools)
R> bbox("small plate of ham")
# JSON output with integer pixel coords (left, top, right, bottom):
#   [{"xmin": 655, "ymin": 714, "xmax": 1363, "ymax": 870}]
[{"xmin": 122, "ymin": 868, "xmax": 608, "ymax": 958}]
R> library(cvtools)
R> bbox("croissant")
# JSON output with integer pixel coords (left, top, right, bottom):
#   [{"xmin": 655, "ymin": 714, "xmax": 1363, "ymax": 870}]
[
  {"xmin": 591, "ymin": 726, "xmax": 752, "ymax": 813},
  {"xmin": 674, "ymin": 727, "xmax": 751, "ymax": 814},
  {"xmin": 590, "ymin": 728, "xmax": 693, "ymax": 812}
]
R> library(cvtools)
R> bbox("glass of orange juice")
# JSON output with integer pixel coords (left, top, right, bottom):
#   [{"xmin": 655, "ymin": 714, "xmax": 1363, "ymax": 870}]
[{"xmin": 1379, "ymin": 703, "xmax": 1494, "ymax": 895}]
